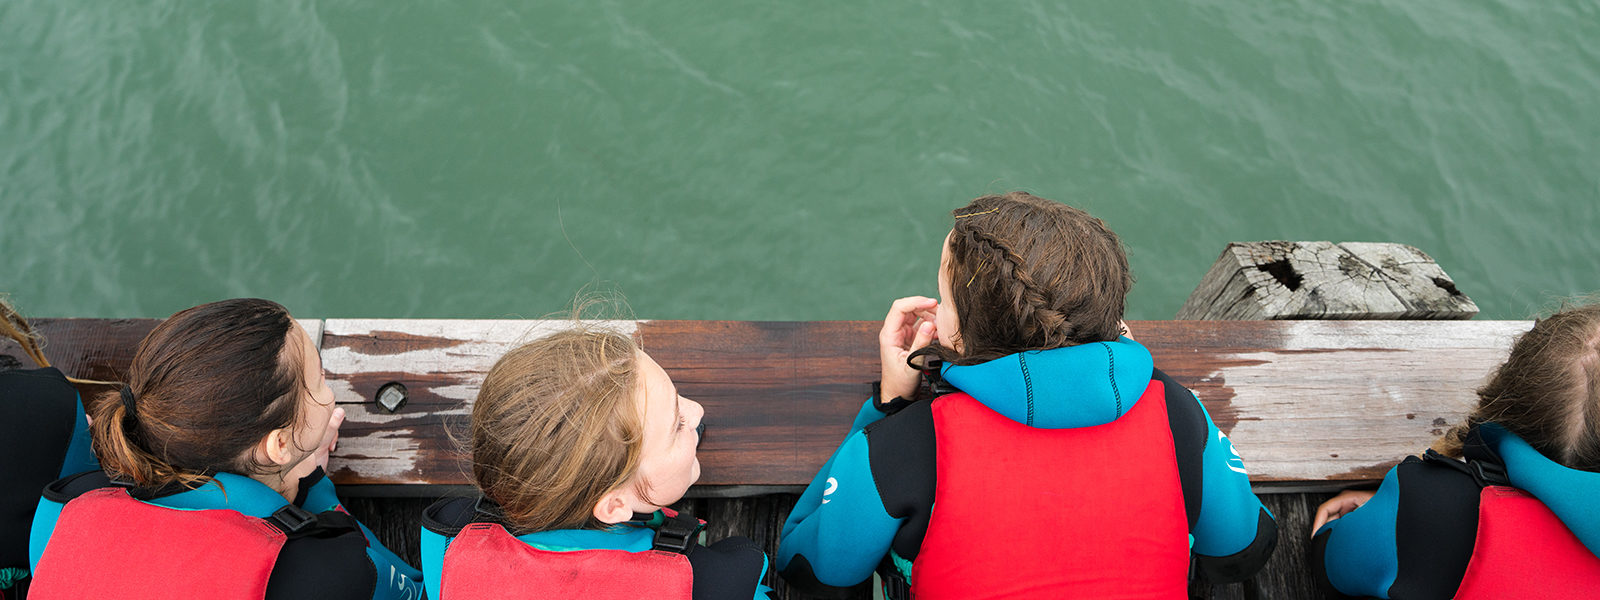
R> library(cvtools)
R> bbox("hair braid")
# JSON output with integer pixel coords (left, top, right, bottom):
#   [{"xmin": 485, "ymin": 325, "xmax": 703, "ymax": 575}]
[
  {"xmin": 923, "ymin": 192, "xmax": 1132, "ymax": 366},
  {"xmin": 959, "ymin": 224, "xmax": 1079, "ymax": 353}
]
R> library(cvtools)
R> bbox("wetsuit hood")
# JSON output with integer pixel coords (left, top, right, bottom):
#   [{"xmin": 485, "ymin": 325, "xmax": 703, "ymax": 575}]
[
  {"xmin": 1478, "ymin": 423, "xmax": 1600, "ymax": 559},
  {"xmin": 939, "ymin": 337, "xmax": 1154, "ymax": 430}
]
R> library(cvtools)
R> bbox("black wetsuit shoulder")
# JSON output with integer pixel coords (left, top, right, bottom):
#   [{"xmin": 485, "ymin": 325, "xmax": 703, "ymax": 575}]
[{"xmin": 1, "ymin": 367, "xmax": 79, "ymax": 573}]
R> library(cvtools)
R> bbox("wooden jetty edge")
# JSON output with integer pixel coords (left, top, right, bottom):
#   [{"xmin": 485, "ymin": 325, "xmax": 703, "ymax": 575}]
[{"xmin": 12, "ymin": 318, "xmax": 1522, "ymax": 495}]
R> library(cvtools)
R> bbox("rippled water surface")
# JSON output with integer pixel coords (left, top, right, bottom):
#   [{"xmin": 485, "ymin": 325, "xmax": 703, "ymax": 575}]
[{"xmin": 3, "ymin": 1, "xmax": 1597, "ymax": 320}]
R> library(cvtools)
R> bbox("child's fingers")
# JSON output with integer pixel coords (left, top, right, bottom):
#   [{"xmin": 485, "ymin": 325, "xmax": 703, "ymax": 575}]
[
  {"xmin": 880, "ymin": 296, "xmax": 937, "ymax": 347},
  {"xmin": 1310, "ymin": 490, "xmax": 1375, "ymax": 533},
  {"xmin": 911, "ymin": 321, "xmax": 935, "ymax": 353},
  {"xmin": 1310, "ymin": 507, "xmax": 1336, "ymax": 533}
]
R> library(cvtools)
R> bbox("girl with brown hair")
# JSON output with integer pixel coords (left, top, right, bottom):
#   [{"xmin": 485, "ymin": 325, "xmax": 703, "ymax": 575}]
[
  {"xmin": 776, "ymin": 192, "xmax": 1277, "ymax": 599},
  {"xmin": 26, "ymin": 298, "xmax": 424, "ymax": 600},
  {"xmin": 418, "ymin": 326, "xmax": 772, "ymax": 599},
  {"xmin": 1311, "ymin": 302, "xmax": 1600, "ymax": 598},
  {"xmin": 0, "ymin": 297, "xmax": 106, "ymax": 599}
]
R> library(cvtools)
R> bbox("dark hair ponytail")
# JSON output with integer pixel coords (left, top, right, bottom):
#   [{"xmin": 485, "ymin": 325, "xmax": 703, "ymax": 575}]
[{"xmin": 91, "ymin": 298, "xmax": 310, "ymax": 488}]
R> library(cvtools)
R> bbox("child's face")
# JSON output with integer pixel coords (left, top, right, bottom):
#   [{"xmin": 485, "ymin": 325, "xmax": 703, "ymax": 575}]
[
  {"xmin": 936, "ymin": 230, "xmax": 962, "ymax": 351},
  {"xmin": 284, "ymin": 323, "xmax": 337, "ymax": 481},
  {"xmin": 628, "ymin": 350, "xmax": 704, "ymax": 510}
]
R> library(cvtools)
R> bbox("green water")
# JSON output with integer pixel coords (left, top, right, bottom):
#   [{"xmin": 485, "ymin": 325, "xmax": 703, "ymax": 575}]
[{"xmin": 3, "ymin": 1, "xmax": 1597, "ymax": 321}]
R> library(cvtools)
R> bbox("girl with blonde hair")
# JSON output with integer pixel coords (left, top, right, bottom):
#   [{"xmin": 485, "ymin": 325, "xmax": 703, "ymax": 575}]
[{"xmin": 419, "ymin": 326, "xmax": 772, "ymax": 599}]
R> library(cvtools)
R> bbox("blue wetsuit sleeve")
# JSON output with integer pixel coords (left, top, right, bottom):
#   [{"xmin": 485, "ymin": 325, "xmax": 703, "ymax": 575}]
[
  {"xmin": 28, "ymin": 496, "xmax": 66, "ymax": 573},
  {"xmin": 302, "ymin": 471, "xmax": 426, "ymax": 600},
  {"xmin": 848, "ymin": 396, "xmax": 890, "ymax": 431},
  {"xmin": 1312, "ymin": 467, "xmax": 1403, "ymax": 599},
  {"xmin": 1191, "ymin": 397, "xmax": 1274, "ymax": 557},
  {"xmin": 1185, "ymin": 395, "xmax": 1278, "ymax": 583},
  {"xmin": 776, "ymin": 399, "xmax": 903, "ymax": 589},
  {"xmin": 57, "ymin": 391, "xmax": 99, "ymax": 477}
]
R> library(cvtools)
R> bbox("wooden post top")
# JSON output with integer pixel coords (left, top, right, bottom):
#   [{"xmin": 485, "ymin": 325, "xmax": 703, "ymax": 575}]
[
  {"xmin": 1178, "ymin": 242, "xmax": 1479, "ymax": 320},
  {"xmin": 4, "ymin": 318, "xmax": 1528, "ymax": 494}
]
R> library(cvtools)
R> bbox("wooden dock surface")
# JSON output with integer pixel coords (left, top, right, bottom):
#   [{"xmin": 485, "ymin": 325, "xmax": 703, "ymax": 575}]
[{"xmin": 13, "ymin": 318, "xmax": 1527, "ymax": 493}]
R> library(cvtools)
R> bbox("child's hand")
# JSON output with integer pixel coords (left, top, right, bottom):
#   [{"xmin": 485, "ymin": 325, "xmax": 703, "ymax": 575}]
[
  {"xmin": 1311, "ymin": 489, "xmax": 1376, "ymax": 533},
  {"xmin": 314, "ymin": 407, "xmax": 346, "ymax": 471},
  {"xmin": 879, "ymin": 296, "xmax": 939, "ymax": 403}
]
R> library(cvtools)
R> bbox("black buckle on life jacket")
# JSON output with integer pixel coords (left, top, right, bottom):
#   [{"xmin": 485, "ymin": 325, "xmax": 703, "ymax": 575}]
[
  {"xmin": 1424, "ymin": 449, "xmax": 1511, "ymax": 488},
  {"xmin": 269, "ymin": 505, "xmax": 319, "ymax": 535},
  {"xmin": 1470, "ymin": 459, "xmax": 1510, "ymax": 487},
  {"xmin": 877, "ymin": 565, "xmax": 911, "ymax": 600},
  {"xmin": 651, "ymin": 513, "xmax": 702, "ymax": 555}
]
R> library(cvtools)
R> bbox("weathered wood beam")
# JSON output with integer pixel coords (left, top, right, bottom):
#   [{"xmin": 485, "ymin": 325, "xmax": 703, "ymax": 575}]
[
  {"xmin": 3, "ymin": 319, "xmax": 1525, "ymax": 493},
  {"xmin": 316, "ymin": 319, "xmax": 1524, "ymax": 490},
  {"xmin": 1177, "ymin": 241, "xmax": 1478, "ymax": 320}
]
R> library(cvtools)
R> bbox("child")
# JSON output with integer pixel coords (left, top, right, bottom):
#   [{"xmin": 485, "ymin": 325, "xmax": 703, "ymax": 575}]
[
  {"xmin": 419, "ymin": 327, "xmax": 773, "ymax": 599},
  {"xmin": 27, "ymin": 298, "xmax": 424, "ymax": 600},
  {"xmin": 1, "ymin": 298, "xmax": 102, "ymax": 599},
  {"xmin": 1311, "ymin": 302, "xmax": 1600, "ymax": 598},
  {"xmin": 776, "ymin": 192, "xmax": 1277, "ymax": 598}
]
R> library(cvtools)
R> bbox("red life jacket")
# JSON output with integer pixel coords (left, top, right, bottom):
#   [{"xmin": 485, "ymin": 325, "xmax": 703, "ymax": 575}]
[
  {"xmin": 910, "ymin": 381, "xmax": 1190, "ymax": 600},
  {"xmin": 28, "ymin": 487, "xmax": 349, "ymax": 600},
  {"xmin": 1453, "ymin": 486, "xmax": 1600, "ymax": 599},
  {"xmin": 440, "ymin": 512, "xmax": 701, "ymax": 600}
]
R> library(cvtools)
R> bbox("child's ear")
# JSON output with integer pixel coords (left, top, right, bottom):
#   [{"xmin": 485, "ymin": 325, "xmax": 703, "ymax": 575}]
[
  {"xmin": 592, "ymin": 490, "xmax": 634, "ymax": 525},
  {"xmin": 254, "ymin": 427, "xmax": 296, "ymax": 468}
]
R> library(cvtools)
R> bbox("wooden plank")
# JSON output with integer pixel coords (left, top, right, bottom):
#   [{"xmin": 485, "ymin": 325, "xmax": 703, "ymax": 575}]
[
  {"xmin": 8, "ymin": 318, "xmax": 1529, "ymax": 489},
  {"xmin": 641, "ymin": 320, "xmax": 879, "ymax": 492},
  {"xmin": 0, "ymin": 318, "xmax": 160, "ymax": 401},
  {"xmin": 1139, "ymin": 320, "xmax": 1524, "ymax": 481},
  {"xmin": 323, "ymin": 318, "xmax": 1526, "ymax": 490}
]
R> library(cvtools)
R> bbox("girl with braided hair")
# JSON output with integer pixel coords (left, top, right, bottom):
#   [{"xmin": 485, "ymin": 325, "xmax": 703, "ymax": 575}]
[
  {"xmin": 1310, "ymin": 302, "xmax": 1600, "ymax": 598},
  {"xmin": 776, "ymin": 192, "xmax": 1277, "ymax": 599}
]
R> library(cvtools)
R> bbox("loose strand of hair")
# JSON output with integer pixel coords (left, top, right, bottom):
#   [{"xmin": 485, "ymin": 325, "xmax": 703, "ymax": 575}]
[{"xmin": 1, "ymin": 295, "xmax": 53, "ymax": 368}]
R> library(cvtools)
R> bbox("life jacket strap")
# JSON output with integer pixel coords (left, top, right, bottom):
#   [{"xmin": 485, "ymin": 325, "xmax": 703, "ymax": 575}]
[
  {"xmin": 263, "ymin": 504, "xmax": 361, "ymax": 539},
  {"xmin": 650, "ymin": 512, "xmax": 703, "ymax": 555},
  {"xmin": 876, "ymin": 563, "xmax": 911, "ymax": 600},
  {"xmin": 1423, "ymin": 449, "xmax": 1510, "ymax": 488}
]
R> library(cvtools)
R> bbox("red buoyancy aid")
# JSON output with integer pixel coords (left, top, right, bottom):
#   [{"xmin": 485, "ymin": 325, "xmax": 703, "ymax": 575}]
[
  {"xmin": 911, "ymin": 382, "xmax": 1190, "ymax": 600},
  {"xmin": 441, "ymin": 522, "xmax": 694, "ymax": 600},
  {"xmin": 1453, "ymin": 486, "xmax": 1600, "ymax": 599},
  {"xmin": 29, "ymin": 488, "xmax": 289, "ymax": 600}
]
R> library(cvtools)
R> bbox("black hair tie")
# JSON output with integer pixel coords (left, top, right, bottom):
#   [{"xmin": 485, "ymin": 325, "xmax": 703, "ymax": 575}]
[{"xmin": 120, "ymin": 386, "xmax": 138, "ymax": 417}]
